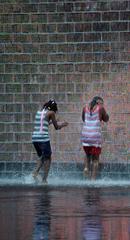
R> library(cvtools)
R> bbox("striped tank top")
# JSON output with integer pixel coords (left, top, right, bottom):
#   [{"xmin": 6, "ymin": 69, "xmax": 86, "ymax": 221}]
[
  {"xmin": 81, "ymin": 105, "xmax": 102, "ymax": 147},
  {"xmin": 32, "ymin": 109, "xmax": 49, "ymax": 142}
]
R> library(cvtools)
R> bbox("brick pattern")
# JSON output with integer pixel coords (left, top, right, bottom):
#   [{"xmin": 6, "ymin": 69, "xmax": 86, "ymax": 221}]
[{"xmin": 0, "ymin": 1, "xmax": 130, "ymax": 167}]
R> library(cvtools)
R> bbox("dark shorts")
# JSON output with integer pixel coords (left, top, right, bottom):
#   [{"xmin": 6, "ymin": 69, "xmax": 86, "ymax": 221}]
[
  {"xmin": 83, "ymin": 146, "xmax": 101, "ymax": 156},
  {"xmin": 33, "ymin": 141, "xmax": 52, "ymax": 160}
]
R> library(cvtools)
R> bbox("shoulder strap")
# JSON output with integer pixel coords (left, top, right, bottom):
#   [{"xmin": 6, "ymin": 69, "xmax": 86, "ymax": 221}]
[{"xmin": 40, "ymin": 109, "xmax": 46, "ymax": 132}]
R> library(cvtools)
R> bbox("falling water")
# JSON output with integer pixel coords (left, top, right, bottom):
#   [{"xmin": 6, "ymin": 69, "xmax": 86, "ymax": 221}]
[{"xmin": 0, "ymin": 162, "xmax": 130, "ymax": 187}]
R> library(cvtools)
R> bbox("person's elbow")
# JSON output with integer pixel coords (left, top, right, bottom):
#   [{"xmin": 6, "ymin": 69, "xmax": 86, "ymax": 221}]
[
  {"xmin": 54, "ymin": 124, "xmax": 61, "ymax": 130},
  {"xmin": 54, "ymin": 125, "xmax": 59, "ymax": 130}
]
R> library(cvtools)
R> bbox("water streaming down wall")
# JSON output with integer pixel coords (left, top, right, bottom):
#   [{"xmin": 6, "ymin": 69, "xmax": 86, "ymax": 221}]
[{"xmin": 0, "ymin": 0, "xmax": 130, "ymax": 177}]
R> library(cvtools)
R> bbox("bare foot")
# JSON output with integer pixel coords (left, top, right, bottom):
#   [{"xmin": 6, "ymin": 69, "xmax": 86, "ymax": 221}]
[
  {"xmin": 42, "ymin": 179, "xmax": 48, "ymax": 184},
  {"xmin": 83, "ymin": 168, "xmax": 89, "ymax": 178},
  {"xmin": 32, "ymin": 171, "xmax": 38, "ymax": 178},
  {"xmin": 32, "ymin": 171, "xmax": 40, "ymax": 179},
  {"xmin": 32, "ymin": 172, "xmax": 42, "ymax": 183}
]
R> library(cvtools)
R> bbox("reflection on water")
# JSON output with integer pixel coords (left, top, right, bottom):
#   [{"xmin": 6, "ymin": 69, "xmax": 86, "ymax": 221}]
[
  {"xmin": 0, "ymin": 186, "xmax": 130, "ymax": 240},
  {"xmin": 82, "ymin": 189, "xmax": 102, "ymax": 240},
  {"xmin": 33, "ymin": 189, "xmax": 51, "ymax": 240}
]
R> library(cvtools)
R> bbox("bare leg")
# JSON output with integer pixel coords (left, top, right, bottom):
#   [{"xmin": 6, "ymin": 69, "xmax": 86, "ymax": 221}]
[
  {"xmin": 91, "ymin": 156, "xmax": 99, "ymax": 180},
  {"xmin": 42, "ymin": 156, "xmax": 51, "ymax": 183},
  {"xmin": 84, "ymin": 154, "xmax": 91, "ymax": 178},
  {"xmin": 32, "ymin": 158, "xmax": 43, "ymax": 178}
]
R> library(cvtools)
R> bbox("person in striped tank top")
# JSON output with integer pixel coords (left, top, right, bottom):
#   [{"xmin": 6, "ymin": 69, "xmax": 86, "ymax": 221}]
[
  {"xmin": 32, "ymin": 99, "xmax": 68, "ymax": 183},
  {"xmin": 81, "ymin": 96, "xmax": 109, "ymax": 180}
]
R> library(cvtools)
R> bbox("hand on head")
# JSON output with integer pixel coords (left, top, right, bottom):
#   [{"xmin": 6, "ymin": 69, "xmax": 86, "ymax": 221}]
[
  {"xmin": 97, "ymin": 100, "xmax": 103, "ymax": 106},
  {"xmin": 96, "ymin": 98, "xmax": 104, "ymax": 106}
]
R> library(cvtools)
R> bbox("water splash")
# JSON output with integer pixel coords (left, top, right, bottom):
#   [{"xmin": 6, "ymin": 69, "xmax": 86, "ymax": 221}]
[{"xmin": 0, "ymin": 173, "xmax": 130, "ymax": 188}]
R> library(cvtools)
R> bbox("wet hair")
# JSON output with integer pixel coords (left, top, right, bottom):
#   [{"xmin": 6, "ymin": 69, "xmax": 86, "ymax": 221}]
[
  {"xmin": 90, "ymin": 96, "xmax": 103, "ymax": 116},
  {"xmin": 42, "ymin": 99, "xmax": 58, "ymax": 113}
]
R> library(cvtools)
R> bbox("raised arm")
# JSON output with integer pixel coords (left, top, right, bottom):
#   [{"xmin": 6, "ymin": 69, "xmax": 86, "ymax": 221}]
[
  {"xmin": 48, "ymin": 111, "xmax": 68, "ymax": 130},
  {"xmin": 82, "ymin": 106, "xmax": 86, "ymax": 122},
  {"xmin": 99, "ymin": 107, "xmax": 109, "ymax": 122}
]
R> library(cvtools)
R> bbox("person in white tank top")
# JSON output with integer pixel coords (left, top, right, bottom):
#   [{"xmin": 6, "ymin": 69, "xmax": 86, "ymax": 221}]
[
  {"xmin": 32, "ymin": 99, "xmax": 68, "ymax": 183},
  {"xmin": 81, "ymin": 96, "xmax": 109, "ymax": 180}
]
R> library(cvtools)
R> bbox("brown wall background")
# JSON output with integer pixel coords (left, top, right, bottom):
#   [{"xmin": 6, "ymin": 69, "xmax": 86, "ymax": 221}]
[{"xmin": 0, "ymin": 0, "xmax": 130, "ymax": 169}]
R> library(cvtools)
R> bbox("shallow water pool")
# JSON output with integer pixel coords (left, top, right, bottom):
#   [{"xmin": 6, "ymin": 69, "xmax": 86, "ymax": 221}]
[{"xmin": 0, "ymin": 176, "xmax": 130, "ymax": 240}]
